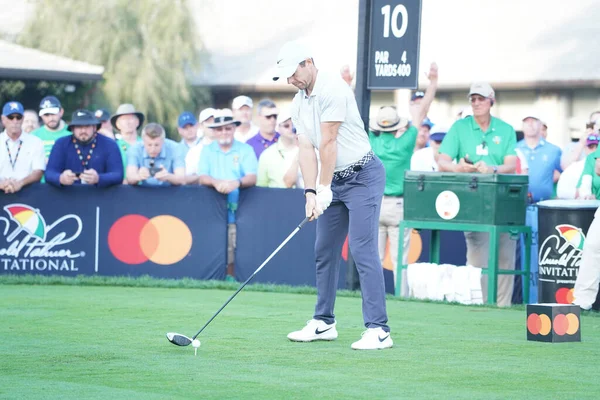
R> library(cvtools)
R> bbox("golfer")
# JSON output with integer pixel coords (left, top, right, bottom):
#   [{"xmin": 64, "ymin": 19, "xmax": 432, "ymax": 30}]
[{"xmin": 272, "ymin": 41, "xmax": 392, "ymax": 350}]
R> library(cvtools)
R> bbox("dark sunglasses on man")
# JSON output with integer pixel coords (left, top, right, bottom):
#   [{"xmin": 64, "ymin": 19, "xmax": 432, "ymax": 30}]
[{"xmin": 6, "ymin": 114, "xmax": 23, "ymax": 121}]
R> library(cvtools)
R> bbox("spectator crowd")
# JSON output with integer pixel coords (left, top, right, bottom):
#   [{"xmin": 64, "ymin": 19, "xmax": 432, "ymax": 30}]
[{"xmin": 2, "ymin": 66, "xmax": 600, "ymax": 288}]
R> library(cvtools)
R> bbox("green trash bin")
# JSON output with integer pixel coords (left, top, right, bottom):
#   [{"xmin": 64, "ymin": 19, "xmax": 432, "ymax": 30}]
[{"xmin": 403, "ymin": 172, "xmax": 529, "ymax": 225}]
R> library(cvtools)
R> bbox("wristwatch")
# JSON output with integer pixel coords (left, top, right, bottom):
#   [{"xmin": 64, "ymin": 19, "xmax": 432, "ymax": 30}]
[{"xmin": 492, "ymin": 166, "xmax": 498, "ymax": 174}]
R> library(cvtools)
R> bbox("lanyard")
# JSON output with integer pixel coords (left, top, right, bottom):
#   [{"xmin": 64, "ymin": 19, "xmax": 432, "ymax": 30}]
[
  {"xmin": 5, "ymin": 139, "xmax": 22, "ymax": 170},
  {"xmin": 73, "ymin": 136, "xmax": 97, "ymax": 169}
]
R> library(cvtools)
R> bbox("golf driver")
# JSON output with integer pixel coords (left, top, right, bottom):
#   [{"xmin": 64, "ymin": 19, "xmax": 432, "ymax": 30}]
[{"xmin": 167, "ymin": 216, "xmax": 310, "ymax": 349}]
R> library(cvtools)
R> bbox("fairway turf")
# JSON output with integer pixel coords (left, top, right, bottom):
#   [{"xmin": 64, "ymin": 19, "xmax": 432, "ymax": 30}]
[{"xmin": 1, "ymin": 282, "xmax": 599, "ymax": 399}]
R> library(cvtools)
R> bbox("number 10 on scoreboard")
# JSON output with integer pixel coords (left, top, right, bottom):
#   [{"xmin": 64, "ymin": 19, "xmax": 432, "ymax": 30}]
[{"xmin": 368, "ymin": 0, "xmax": 422, "ymax": 90}]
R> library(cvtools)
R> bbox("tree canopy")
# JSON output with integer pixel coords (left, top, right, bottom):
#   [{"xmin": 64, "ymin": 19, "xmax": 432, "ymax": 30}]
[{"xmin": 19, "ymin": 0, "xmax": 206, "ymax": 133}]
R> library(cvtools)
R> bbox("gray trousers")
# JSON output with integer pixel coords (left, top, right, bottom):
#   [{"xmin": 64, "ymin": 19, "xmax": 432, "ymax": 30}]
[{"xmin": 313, "ymin": 157, "xmax": 389, "ymax": 332}]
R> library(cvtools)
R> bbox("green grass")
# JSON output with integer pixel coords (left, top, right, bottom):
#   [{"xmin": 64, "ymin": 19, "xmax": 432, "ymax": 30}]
[{"xmin": 1, "ymin": 276, "xmax": 599, "ymax": 399}]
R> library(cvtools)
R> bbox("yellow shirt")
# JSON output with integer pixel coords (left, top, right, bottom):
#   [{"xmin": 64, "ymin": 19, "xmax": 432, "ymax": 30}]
[{"xmin": 257, "ymin": 141, "xmax": 300, "ymax": 188}]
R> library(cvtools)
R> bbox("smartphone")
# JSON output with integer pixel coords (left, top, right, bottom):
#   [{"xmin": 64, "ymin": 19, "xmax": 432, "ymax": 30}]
[
  {"xmin": 149, "ymin": 167, "xmax": 161, "ymax": 177},
  {"xmin": 75, "ymin": 172, "xmax": 81, "ymax": 178}
]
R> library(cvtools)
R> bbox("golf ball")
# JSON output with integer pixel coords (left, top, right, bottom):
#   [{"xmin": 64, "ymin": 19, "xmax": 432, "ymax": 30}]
[{"xmin": 192, "ymin": 339, "xmax": 201, "ymax": 348}]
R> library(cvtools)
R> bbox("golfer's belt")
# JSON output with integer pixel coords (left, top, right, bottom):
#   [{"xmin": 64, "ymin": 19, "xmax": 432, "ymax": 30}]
[{"xmin": 333, "ymin": 150, "xmax": 374, "ymax": 180}]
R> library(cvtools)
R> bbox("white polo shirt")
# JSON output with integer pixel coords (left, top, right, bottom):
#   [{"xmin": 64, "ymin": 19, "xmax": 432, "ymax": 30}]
[
  {"xmin": 291, "ymin": 71, "xmax": 371, "ymax": 171},
  {"xmin": 0, "ymin": 131, "xmax": 45, "ymax": 180}
]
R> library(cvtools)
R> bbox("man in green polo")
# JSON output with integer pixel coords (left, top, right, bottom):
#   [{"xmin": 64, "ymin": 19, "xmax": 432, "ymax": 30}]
[
  {"xmin": 32, "ymin": 95, "xmax": 71, "ymax": 162},
  {"xmin": 369, "ymin": 62, "xmax": 438, "ymax": 296},
  {"xmin": 437, "ymin": 82, "xmax": 518, "ymax": 307}
]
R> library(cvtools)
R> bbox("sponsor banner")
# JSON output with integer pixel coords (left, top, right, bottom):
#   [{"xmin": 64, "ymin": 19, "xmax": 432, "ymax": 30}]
[
  {"xmin": 0, "ymin": 193, "xmax": 91, "ymax": 275},
  {"xmin": 537, "ymin": 202, "xmax": 597, "ymax": 305},
  {"xmin": 0, "ymin": 184, "xmax": 470, "ymax": 291},
  {"xmin": 0, "ymin": 185, "xmax": 228, "ymax": 280},
  {"xmin": 235, "ymin": 187, "xmax": 348, "ymax": 288}
]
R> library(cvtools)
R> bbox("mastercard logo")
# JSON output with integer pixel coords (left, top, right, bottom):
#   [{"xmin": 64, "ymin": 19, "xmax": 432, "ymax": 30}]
[
  {"xmin": 527, "ymin": 313, "xmax": 579, "ymax": 336},
  {"xmin": 555, "ymin": 287, "xmax": 575, "ymax": 304},
  {"xmin": 108, "ymin": 215, "xmax": 192, "ymax": 265}
]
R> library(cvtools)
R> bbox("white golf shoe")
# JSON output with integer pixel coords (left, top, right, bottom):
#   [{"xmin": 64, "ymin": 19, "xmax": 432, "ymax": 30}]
[
  {"xmin": 287, "ymin": 319, "xmax": 338, "ymax": 342},
  {"xmin": 351, "ymin": 327, "xmax": 393, "ymax": 350}
]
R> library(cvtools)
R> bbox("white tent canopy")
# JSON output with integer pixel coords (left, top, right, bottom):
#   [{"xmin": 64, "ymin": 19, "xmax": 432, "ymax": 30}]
[{"xmin": 0, "ymin": 40, "xmax": 104, "ymax": 81}]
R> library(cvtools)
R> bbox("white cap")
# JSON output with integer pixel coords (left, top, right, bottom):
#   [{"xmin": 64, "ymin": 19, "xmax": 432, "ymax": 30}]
[
  {"xmin": 522, "ymin": 111, "xmax": 542, "ymax": 122},
  {"xmin": 215, "ymin": 108, "xmax": 234, "ymax": 118},
  {"xmin": 272, "ymin": 40, "xmax": 312, "ymax": 81},
  {"xmin": 459, "ymin": 106, "xmax": 473, "ymax": 118},
  {"xmin": 430, "ymin": 124, "xmax": 449, "ymax": 136},
  {"xmin": 232, "ymin": 96, "xmax": 253, "ymax": 110},
  {"xmin": 198, "ymin": 107, "xmax": 216, "ymax": 123},
  {"xmin": 468, "ymin": 82, "xmax": 495, "ymax": 99},
  {"xmin": 277, "ymin": 108, "xmax": 292, "ymax": 126}
]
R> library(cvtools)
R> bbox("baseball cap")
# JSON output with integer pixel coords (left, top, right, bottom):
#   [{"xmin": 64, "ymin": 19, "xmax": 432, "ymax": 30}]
[
  {"xmin": 272, "ymin": 40, "xmax": 312, "ymax": 81},
  {"xmin": 468, "ymin": 82, "xmax": 495, "ymax": 99},
  {"xmin": 177, "ymin": 111, "xmax": 197, "ymax": 128},
  {"xmin": 429, "ymin": 124, "xmax": 448, "ymax": 142},
  {"xmin": 460, "ymin": 107, "xmax": 473, "ymax": 119},
  {"xmin": 586, "ymin": 133, "xmax": 600, "ymax": 146},
  {"xmin": 232, "ymin": 96, "xmax": 253, "ymax": 110},
  {"xmin": 411, "ymin": 91, "xmax": 425, "ymax": 101},
  {"xmin": 198, "ymin": 107, "xmax": 216, "ymax": 123},
  {"xmin": 421, "ymin": 117, "xmax": 434, "ymax": 129},
  {"xmin": 2, "ymin": 101, "xmax": 24, "ymax": 116},
  {"xmin": 522, "ymin": 111, "xmax": 542, "ymax": 122},
  {"xmin": 277, "ymin": 108, "xmax": 292, "ymax": 126},
  {"xmin": 39, "ymin": 95, "xmax": 62, "ymax": 116},
  {"xmin": 94, "ymin": 109, "xmax": 111, "ymax": 122}
]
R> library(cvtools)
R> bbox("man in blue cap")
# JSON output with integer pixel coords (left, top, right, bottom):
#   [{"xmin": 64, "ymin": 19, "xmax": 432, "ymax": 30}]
[
  {"xmin": 176, "ymin": 111, "xmax": 200, "ymax": 158},
  {"xmin": 45, "ymin": 109, "xmax": 123, "ymax": 187},
  {"xmin": 415, "ymin": 117, "xmax": 434, "ymax": 152},
  {"xmin": 0, "ymin": 101, "xmax": 45, "ymax": 193},
  {"xmin": 411, "ymin": 124, "xmax": 448, "ymax": 172},
  {"xmin": 32, "ymin": 95, "xmax": 70, "ymax": 162}
]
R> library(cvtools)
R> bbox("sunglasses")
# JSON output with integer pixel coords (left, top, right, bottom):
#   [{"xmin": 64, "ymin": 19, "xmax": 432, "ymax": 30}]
[
  {"xmin": 280, "ymin": 123, "xmax": 291, "ymax": 129},
  {"xmin": 588, "ymin": 135, "xmax": 599, "ymax": 141},
  {"xmin": 264, "ymin": 115, "xmax": 278, "ymax": 120},
  {"xmin": 469, "ymin": 96, "xmax": 488, "ymax": 104},
  {"xmin": 6, "ymin": 114, "xmax": 23, "ymax": 121}
]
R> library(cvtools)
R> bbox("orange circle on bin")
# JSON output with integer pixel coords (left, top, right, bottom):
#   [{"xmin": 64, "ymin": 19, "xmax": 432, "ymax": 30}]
[
  {"xmin": 539, "ymin": 314, "xmax": 551, "ymax": 335},
  {"xmin": 108, "ymin": 215, "xmax": 192, "ymax": 265},
  {"xmin": 566, "ymin": 289, "xmax": 575, "ymax": 304},
  {"xmin": 553, "ymin": 314, "xmax": 568, "ymax": 336},
  {"xmin": 565, "ymin": 313, "xmax": 579, "ymax": 335},
  {"xmin": 527, "ymin": 313, "xmax": 541, "ymax": 335}
]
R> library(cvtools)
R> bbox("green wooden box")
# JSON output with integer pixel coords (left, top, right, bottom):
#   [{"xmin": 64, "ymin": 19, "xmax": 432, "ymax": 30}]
[{"xmin": 403, "ymin": 172, "xmax": 529, "ymax": 225}]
